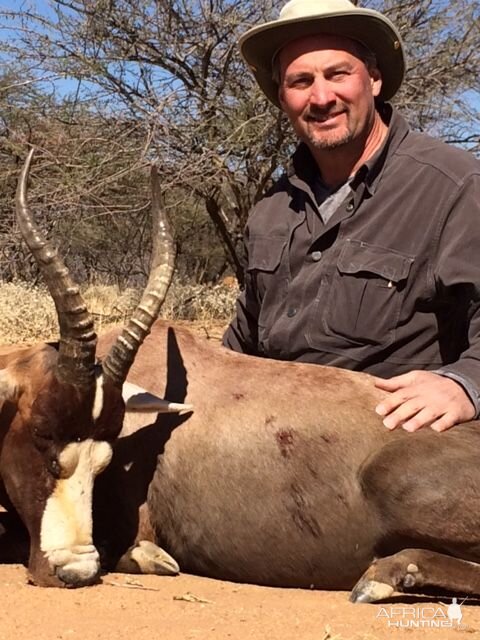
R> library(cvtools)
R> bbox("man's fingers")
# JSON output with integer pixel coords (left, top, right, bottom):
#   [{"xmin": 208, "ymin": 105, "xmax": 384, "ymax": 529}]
[
  {"xmin": 380, "ymin": 403, "xmax": 446, "ymax": 432},
  {"xmin": 430, "ymin": 414, "xmax": 457, "ymax": 433},
  {"xmin": 375, "ymin": 390, "xmax": 412, "ymax": 418},
  {"xmin": 400, "ymin": 408, "xmax": 439, "ymax": 432},
  {"xmin": 373, "ymin": 373, "xmax": 414, "ymax": 391},
  {"xmin": 379, "ymin": 398, "xmax": 426, "ymax": 430}
]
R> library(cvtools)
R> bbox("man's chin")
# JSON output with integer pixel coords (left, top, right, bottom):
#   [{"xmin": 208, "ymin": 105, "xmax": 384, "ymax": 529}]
[
  {"xmin": 300, "ymin": 121, "xmax": 352, "ymax": 150},
  {"xmin": 307, "ymin": 133, "xmax": 353, "ymax": 150}
]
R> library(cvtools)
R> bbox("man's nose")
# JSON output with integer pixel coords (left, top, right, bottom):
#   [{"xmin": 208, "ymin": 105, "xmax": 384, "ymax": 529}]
[{"xmin": 309, "ymin": 78, "xmax": 336, "ymax": 107}]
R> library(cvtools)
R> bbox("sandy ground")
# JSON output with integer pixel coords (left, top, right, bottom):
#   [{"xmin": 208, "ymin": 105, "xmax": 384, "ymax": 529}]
[{"xmin": 1, "ymin": 564, "xmax": 480, "ymax": 640}]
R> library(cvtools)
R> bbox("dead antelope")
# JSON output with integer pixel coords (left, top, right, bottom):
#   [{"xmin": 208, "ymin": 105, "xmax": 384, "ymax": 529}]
[{"xmin": 4, "ymin": 152, "xmax": 480, "ymax": 603}]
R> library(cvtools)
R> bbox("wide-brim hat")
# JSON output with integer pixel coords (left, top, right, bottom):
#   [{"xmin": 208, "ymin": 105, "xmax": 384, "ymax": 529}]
[{"xmin": 239, "ymin": 0, "xmax": 405, "ymax": 107}]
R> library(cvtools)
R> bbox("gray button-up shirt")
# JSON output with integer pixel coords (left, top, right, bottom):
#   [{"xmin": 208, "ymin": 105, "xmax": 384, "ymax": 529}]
[{"xmin": 223, "ymin": 105, "xmax": 480, "ymax": 409}]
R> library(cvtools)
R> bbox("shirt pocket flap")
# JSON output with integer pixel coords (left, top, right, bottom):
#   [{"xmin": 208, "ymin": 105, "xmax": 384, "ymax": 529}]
[
  {"xmin": 248, "ymin": 236, "xmax": 287, "ymax": 272},
  {"xmin": 337, "ymin": 241, "xmax": 414, "ymax": 283}
]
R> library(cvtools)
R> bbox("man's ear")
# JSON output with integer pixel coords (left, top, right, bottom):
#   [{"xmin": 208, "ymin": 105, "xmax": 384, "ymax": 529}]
[{"xmin": 370, "ymin": 67, "xmax": 383, "ymax": 98}]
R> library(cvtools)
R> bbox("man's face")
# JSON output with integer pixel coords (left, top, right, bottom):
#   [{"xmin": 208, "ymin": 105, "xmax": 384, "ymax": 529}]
[{"xmin": 278, "ymin": 35, "xmax": 382, "ymax": 151}]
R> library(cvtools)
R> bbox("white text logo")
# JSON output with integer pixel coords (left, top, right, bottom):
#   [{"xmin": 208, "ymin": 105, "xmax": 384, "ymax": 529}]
[{"xmin": 376, "ymin": 599, "xmax": 465, "ymax": 629}]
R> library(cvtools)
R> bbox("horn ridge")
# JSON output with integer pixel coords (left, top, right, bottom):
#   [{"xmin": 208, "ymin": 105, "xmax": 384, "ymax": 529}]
[
  {"xmin": 16, "ymin": 148, "xmax": 97, "ymax": 386},
  {"xmin": 102, "ymin": 165, "xmax": 175, "ymax": 387}
]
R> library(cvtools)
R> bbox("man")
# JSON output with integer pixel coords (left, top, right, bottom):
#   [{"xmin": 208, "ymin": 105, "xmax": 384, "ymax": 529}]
[{"xmin": 223, "ymin": 0, "xmax": 480, "ymax": 432}]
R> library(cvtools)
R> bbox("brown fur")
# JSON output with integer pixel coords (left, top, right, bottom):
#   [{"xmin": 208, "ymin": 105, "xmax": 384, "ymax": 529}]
[{"xmin": 94, "ymin": 320, "xmax": 480, "ymax": 598}]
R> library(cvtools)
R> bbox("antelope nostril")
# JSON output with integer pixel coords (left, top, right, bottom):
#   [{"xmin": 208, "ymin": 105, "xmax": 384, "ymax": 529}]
[
  {"xmin": 57, "ymin": 565, "xmax": 101, "ymax": 588},
  {"xmin": 55, "ymin": 555, "xmax": 101, "ymax": 588}
]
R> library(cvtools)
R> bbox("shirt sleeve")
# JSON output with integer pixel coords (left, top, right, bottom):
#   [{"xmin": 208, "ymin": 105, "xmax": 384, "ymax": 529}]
[
  {"xmin": 222, "ymin": 230, "xmax": 261, "ymax": 355},
  {"xmin": 433, "ymin": 172, "xmax": 480, "ymax": 411},
  {"xmin": 434, "ymin": 370, "xmax": 480, "ymax": 417},
  {"xmin": 222, "ymin": 279, "xmax": 260, "ymax": 354}
]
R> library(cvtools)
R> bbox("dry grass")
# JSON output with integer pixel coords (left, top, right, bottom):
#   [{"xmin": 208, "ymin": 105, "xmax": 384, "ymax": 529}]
[
  {"xmin": 161, "ymin": 280, "xmax": 238, "ymax": 322},
  {"xmin": 0, "ymin": 279, "xmax": 238, "ymax": 344}
]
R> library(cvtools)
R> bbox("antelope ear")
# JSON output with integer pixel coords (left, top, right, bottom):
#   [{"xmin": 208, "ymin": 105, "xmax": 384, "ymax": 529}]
[{"xmin": 122, "ymin": 381, "xmax": 193, "ymax": 415}]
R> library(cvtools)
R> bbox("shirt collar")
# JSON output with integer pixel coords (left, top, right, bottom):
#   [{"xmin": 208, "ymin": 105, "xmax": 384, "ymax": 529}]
[{"xmin": 353, "ymin": 104, "xmax": 410, "ymax": 196}]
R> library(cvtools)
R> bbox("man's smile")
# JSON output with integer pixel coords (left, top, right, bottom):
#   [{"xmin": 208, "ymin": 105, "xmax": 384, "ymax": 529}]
[{"xmin": 305, "ymin": 109, "xmax": 346, "ymax": 125}]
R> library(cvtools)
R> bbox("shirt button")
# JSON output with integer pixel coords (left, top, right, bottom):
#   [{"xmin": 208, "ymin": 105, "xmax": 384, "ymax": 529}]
[
  {"xmin": 311, "ymin": 250, "xmax": 322, "ymax": 262},
  {"xmin": 286, "ymin": 307, "xmax": 297, "ymax": 318},
  {"xmin": 346, "ymin": 201, "xmax": 354, "ymax": 212}
]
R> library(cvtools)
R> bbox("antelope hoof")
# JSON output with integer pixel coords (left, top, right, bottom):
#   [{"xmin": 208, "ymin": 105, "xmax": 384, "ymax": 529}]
[
  {"xmin": 350, "ymin": 578, "xmax": 395, "ymax": 604},
  {"xmin": 115, "ymin": 540, "xmax": 180, "ymax": 576}
]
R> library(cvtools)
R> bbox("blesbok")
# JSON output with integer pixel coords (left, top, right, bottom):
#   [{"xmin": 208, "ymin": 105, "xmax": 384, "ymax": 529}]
[{"xmin": 3, "ymin": 152, "xmax": 480, "ymax": 602}]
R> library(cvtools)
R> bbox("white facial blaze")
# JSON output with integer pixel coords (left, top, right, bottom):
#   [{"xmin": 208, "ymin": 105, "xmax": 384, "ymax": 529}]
[
  {"xmin": 40, "ymin": 439, "xmax": 112, "ymax": 561},
  {"xmin": 0, "ymin": 369, "xmax": 16, "ymax": 406}
]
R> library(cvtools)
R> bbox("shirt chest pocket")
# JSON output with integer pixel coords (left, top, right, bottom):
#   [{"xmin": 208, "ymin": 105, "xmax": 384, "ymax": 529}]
[
  {"xmin": 320, "ymin": 240, "xmax": 414, "ymax": 348},
  {"xmin": 247, "ymin": 235, "xmax": 287, "ymax": 331}
]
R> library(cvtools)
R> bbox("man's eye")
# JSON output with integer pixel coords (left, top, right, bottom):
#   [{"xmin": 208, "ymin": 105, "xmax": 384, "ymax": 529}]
[{"xmin": 289, "ymin": 77, "xmax": 311, "ymax": 88}]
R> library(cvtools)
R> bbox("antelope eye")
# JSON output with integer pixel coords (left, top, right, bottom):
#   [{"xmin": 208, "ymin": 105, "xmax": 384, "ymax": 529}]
[{"xmin": 48, "ymin": 458, "xmax": 61, "ymax": 479}]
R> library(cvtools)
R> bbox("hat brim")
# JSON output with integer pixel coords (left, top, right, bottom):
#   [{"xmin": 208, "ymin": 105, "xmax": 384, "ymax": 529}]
[{"xmin": 239, "ymin": 10, "xmax": 405, "ymax": 106}]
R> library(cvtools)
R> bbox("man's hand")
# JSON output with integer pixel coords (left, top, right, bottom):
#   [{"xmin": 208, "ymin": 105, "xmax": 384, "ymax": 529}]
[{"xmin": 373, "ymin": 371, "xmax": 475, "ymax": 432}]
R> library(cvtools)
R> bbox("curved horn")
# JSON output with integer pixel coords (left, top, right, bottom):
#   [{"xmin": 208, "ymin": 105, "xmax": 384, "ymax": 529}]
[
  {"xmin": 102, "ymin": 165, "xmax": 175, "ymax": 388},
  {"xmin": 16, "ymin": 148, "xmax": 97, "ymax": 386}
]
